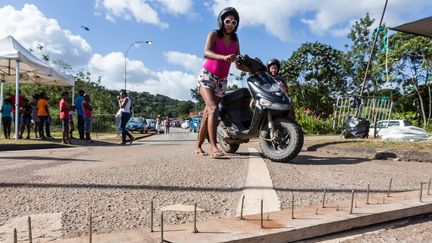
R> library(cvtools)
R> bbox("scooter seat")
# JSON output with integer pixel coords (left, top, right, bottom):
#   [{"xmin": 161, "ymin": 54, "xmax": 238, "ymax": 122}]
[{"xmin": 221, "ymin": 88, "xmax": 251, "ymax": 106}]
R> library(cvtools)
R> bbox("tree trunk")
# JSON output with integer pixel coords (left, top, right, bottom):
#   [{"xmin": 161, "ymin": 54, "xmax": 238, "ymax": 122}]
[{"xmin": 413, "ymin": 81, "xmax": 427, "ymax": 128}]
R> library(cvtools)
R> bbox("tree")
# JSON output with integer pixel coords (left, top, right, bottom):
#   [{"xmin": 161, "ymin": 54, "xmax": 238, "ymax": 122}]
[
  {"xmin": 343, "ymin": 13, "xmax": 383, "ymax": 94},
  {"xmin": 281, "ymin": 42, "xmax": 347, "ymax": 118},
  {"xmin": 380, "ymin": 33, "xmax": 432, "ymax": 127}
]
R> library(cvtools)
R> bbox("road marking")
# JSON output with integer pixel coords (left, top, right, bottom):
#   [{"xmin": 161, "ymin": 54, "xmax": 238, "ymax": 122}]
[{"xmin": 236, "ymin": 147, "xmax": 280, "ymax": 216}]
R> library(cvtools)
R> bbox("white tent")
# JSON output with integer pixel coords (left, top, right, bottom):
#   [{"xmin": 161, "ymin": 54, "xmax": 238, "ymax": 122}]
[{"xmin": 0, "ymin": 35, "xmax": 75, "ymax": 139}]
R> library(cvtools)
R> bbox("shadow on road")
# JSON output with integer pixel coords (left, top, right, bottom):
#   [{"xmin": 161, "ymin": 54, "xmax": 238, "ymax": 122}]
[
  {"xmin": 0, "ymin": 182, "xmax": 407, "ymax": 194},
  {"xmin": 306, "ymin": 140, "xmax": 365, "ymax": 151},
  {"xmin": 0, "ymin": 156, "xmax": 99, "ymax": 162},
  {"xmin": 290, "ymin": 154, "xmax": 370, "ymax": 165}
]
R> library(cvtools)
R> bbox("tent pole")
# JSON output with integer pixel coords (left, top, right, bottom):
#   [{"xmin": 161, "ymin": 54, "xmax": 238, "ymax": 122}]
[
  {"xmin": 72, "ymin": 85, "xmax": 75, "ymax": 105},
  {"xmin": 14, "ymin": 60, "xmax": 20, "ymax": 140},
  {"xmin": 357, "ymin": 0, "xmax": 389, "ymax": 116},
  {"xmin": 0, "ymin": 81, "xmax": 4, "ymax": 131}
]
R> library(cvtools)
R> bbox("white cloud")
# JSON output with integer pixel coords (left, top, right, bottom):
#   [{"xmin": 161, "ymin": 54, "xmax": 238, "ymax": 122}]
[
  {"xmin": 0, "ymin": 4, "xmax": 92, "ymax": 67},
  {"xmin": 210, "ymin": 0, "xmax": 432, "ymax": 40},
  {"xmin": 88, "ymin": 52, "xmax": 197, "ymax": 100},
  {"xmin": 95, "ymin": 0, "xmax": 194, "ymax": 27},
  {"xmin": 95, "ymin": 0, "xmax": 168, "ymax": 28},
  {"xmin": 164, "ymin": 51, "xmax": 203, "ymax": 73},
  {"xmin": 156, "ymin": 0, "xmax": 193, "ymax": 15}
]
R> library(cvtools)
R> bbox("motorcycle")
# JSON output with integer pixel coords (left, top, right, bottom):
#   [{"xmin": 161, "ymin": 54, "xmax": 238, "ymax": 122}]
[{"xmin": 217, "ymin": 55, "xmax": 304, "ymax": 162}]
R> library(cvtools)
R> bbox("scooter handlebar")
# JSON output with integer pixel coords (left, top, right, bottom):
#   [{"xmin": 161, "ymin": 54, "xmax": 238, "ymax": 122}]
[{"xmin": 235, "ymin": 55, "xmax": 267, "ymax": 74}]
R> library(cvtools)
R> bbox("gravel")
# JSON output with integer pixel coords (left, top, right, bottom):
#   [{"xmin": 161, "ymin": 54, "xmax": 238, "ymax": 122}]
[
  {"xmin": 0, "ymin": 131, "xmax": 248, "ymax": 240},
  {"xmin": 1, "ymin": 133, "xmax": 432, "ymax": 242}
]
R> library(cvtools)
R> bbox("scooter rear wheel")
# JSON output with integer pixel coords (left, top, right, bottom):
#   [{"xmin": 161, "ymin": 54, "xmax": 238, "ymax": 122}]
[{"xmin": 259, "ymin": 118, "xmax": 303, "ymax": 162}]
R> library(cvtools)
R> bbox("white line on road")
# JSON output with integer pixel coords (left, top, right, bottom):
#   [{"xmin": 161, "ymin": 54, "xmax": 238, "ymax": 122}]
[{"xmin": 236, "ymin": 147, "xmax": 281, "ymax": 216}]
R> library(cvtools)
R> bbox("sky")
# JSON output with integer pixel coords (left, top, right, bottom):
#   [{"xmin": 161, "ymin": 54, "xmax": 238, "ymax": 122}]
[{"xmin": 1, "ymin": 0, "xmax": 432, "ymax": 101}]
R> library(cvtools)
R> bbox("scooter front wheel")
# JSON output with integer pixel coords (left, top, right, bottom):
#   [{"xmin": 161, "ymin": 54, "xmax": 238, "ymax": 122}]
[{"xmin": 259, "ymin": 118, "xmax": 304, "ymax": 162}]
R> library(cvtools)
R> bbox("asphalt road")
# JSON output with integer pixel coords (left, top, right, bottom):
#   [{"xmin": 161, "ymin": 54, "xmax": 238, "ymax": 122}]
[{"xmin": 1, "ymin": 129, "xmax": 432, "ymax": 242}]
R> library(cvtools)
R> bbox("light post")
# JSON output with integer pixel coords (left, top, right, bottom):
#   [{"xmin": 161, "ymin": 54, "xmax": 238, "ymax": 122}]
[{"xmin": 124, "ymin": 40, "xmax": 152, "ymax": 91}]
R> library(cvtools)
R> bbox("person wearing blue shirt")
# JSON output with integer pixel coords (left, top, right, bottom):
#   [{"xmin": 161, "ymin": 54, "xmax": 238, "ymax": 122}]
[
  {"xmin": 75, "ymin": 90, "xmax": 85, "ymax": 140},
  {"xmin": 1, "ymin": 98, "xmax": 13, "ymax": 139}
]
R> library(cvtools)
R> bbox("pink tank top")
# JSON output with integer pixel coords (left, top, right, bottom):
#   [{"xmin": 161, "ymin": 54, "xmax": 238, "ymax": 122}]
[{"xmin": 203, "ymin": 36, "xmax": 238, "ymax": 78}]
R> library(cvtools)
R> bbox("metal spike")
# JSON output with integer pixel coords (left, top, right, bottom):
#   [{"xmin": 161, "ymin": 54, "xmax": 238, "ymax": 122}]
[
  {"xmin": 161, "ymin": 212, "xmax": 164, "ymax": 243},
  {"xmin": 260, "ymin": 199, "xmax": 264, "ymax": 229},
  {"xmin": 322, "ymin": 188, "xmax": 327, "ymax": 208},
  {"xmin": 387, "ymin": 178, "xmax": 393, "ymax": 197},
  {"xmin": 13, "ymin": 228, "xmax": 17, "ymax": 243},
  {"xmin": 428, "ymin": 178, "xmax": 431, "ymax": 195},
  {"xmin": 193, "ymin": 202, "xmax": 198, "ymax": 233},
  {"xmin": 28, "ymin": 216, "xmax": 32, "ymax": 243},
  {"xmin": 366, "ymin": 183, "xmax": 370, "ymax": 204},
  {"xmin": 420, "ymin": 182, "xmax": 424, "ymax": 202},
  {"xmin": 349, "ymin": 190, "xmax": 355, "ymax": 214},
  {"xmin": 240, "ymin": 195, "xmax": 245, "ymax": 220},
  {"xmin": 291, "ymin": 194, "xmax": 295, "ymax": 219},
  {"xmin": 150, "ymin": 199, "xmax": 154, "ymax": 233},
  {"xmin": 89, "ymin": 211, "xmax": 92, "ymax": 243}
]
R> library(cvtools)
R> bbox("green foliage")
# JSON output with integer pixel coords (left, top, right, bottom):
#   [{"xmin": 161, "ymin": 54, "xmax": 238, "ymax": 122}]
[
  {"xmin": 295, "ymin": 108, "xmax": 335, "ymax": 135},
  {"xmin": 280, "ymin": 41, "xmax": 347, "ymax": 118}
]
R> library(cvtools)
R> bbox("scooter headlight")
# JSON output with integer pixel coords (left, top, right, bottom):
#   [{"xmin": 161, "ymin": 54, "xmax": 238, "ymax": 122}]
[{"xmin": 259, "ymin": 98, "xmax": 272, "ymax": 107}]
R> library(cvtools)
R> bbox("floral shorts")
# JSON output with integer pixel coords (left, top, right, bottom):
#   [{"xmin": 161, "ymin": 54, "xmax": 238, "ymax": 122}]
[{"xmin": 197, "ymin": 69, "xmax": 228, "ymax": 97}]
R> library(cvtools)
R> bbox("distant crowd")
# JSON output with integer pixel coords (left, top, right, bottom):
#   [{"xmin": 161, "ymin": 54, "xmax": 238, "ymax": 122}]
[{"xmin": 0, "ymin": 89, "xmax": 93, "ymax": 144}]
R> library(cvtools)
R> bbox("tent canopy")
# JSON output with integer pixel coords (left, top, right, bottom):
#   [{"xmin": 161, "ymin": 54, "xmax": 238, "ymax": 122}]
[
  {"xmin": 390, "ymin": 16, "xmax": 432, "ymax": 39},
  {"xmin": 0, "ymin": 35, "xmax": 74, "ymax": 86}
]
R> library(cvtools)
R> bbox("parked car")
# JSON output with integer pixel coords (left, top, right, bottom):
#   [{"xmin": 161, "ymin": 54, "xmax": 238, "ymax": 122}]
[
  {"xmin": 146, "ymin": 118, "xmax": 156, "ymax": 132},
  {"xmin": 370, "ymin": 119, "xmax": 428, "ymax": 140},
  {"xmin": 126, "ymin": 117, "xmax": 147, "ymax": 133},
  {"xmin": 189, "ymin": 116, "xmax": 202, "ymax": 133}
]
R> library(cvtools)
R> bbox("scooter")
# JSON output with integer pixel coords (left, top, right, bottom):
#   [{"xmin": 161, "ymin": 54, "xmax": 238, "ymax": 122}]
[{"xmin": 217, "ymin": 55, "xmax": 303, "ymax": 162}]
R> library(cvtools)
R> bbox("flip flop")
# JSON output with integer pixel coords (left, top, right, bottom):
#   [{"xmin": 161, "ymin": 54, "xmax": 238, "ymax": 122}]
[
  {"xmin": 195, "ymin": 151, "xmax": 208, "ymax": 156},
  {"xmin": 211, "ymin": 150, "xmax": 225, "ymax": 159}
]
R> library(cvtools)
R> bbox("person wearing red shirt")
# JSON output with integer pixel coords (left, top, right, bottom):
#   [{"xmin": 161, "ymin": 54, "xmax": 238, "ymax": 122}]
[{"xmin": 59, "ymin": 91, "xmax": 71, "ymax": 144}]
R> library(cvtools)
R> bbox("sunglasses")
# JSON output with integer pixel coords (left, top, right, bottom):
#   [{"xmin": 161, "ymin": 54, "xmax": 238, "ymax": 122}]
[{"xmin": 224, "ymin": 19, "xmax": 238, "ymax": 26}]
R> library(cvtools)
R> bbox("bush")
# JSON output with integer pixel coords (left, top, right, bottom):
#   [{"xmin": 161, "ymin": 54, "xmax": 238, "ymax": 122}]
[{"xmin": 295, "ymin": 109, "xmax": 335, "ymax": 135}]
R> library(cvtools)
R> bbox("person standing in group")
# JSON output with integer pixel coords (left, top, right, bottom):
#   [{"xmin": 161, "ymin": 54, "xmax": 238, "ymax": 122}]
[
  {"xmin": 194, "ymin": 7, "xmax": 247, "ymax": 158},
  {"xmin": 164, "ymin": 117, "xmax": 170, "ymax": 135},
  {"xmin": 30, "ymin": 94, "xmax": 40, "ymax": 138},
  {"xmin": 117, "ymin": 91, "xmax": 134, "ymax": 145},
  {"xmin": 59, "ymin": 91, "xmax": 71, "ymax": 144},
  {"xmin": 37, "ymin": 92, "xmax": 52, "ymax": 139},
  {"xmin": 0, "ymin": 98, "xmax": 12, "ymax": 139},
  {"xmin": 20, "ymin": 98, "xmax": 33, "ymax": 139},
  {"xmin": 82, "ymin": 94, "xmax": 94, "ymax": 143},
  {"xmin": 75, "ymin": 90, "xmax": 85, "ymax": 140},
  {"xmin": 155, "ymin": 115, "xmax": 161, "ymax": 134}
]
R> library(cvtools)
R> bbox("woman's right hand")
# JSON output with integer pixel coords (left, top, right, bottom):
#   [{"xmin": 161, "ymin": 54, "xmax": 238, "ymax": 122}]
[{"xmin": 224, "ymin": 54, "xmax": 236, "ymax": 62}]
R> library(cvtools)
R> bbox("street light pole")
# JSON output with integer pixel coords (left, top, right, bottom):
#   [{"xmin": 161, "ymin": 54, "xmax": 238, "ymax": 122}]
[{"xmin": 124, "ymin": 40, "xmax": 152, "ymax": 91}]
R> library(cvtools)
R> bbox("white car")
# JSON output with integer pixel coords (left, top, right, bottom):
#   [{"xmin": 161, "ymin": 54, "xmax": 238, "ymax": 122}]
[{"xmin": 369, "ymin": 119, "xmax": 429, "ymax": 141}]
